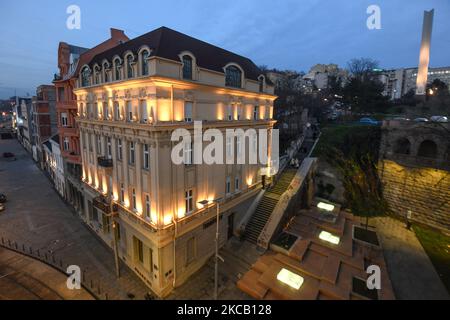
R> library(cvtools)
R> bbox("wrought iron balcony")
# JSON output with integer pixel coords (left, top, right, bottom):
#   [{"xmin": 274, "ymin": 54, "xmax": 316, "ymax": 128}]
[
  {"xmin": 93, "ymin": 196, "xmax": 118, "ymax": 214},
  {"xmin": 97, "ymin": 156, "xmax": 113, "ymax": 168}
]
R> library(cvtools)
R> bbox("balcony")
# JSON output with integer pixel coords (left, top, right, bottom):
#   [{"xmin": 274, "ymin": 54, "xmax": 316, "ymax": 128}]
[
  {"xmin": 93, "ymin": 196, "xmax": 118, "ymax": 214},
  {"xmin": 97, "ymin": 156, "xmax": 113, "ymax": 168}
]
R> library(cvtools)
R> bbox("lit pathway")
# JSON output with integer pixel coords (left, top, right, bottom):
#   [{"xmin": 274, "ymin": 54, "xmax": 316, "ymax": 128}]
[
  {"xmin": 373, "ymin": 216, "xmax": 450, "ymax": 300},
  {"xmin": 0, "ymin": 138, "xmax": 150, "ymax": 300}
]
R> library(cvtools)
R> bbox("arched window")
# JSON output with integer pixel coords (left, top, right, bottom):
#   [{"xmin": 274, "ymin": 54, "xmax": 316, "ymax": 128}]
[
  {"xmin": 394, "ymin": 138, "xmax": 411, "ymax": 155},
  {"xmin": 94, "ymin": 66, "xmax": 100, "ymax": 84},
  {"xmin": 225, "ymin": 65, "xmax": 242, "ymax": 88},
  {"xmin": 182, "ymin": 55, "xmax": 193, "ymax": 80},
  {"xmin": 103, "ymin": 62, "xmax": 109, "ymax": 82},
  {"xmin": 81, "ymin": 66, "xmax": 90, "ymax": 87},
  {"xmin": 126, "ymin": 55, "xmax": 134, "ymax": 79},
  {"xmin": 141, "ymin": 50, "xmax": 149, "ymax": 76},
  {"xmin": 114, "ymin": 58, "xmax": 121, "ymax": 81},
  {"xmin": 417, "ymin": 140, "xmax": 438, "ymax": 158}
]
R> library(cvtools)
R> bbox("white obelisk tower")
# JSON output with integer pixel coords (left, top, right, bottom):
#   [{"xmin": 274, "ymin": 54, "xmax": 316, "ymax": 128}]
[{"xmin": 416, "ymin": 9, "xmax": 434, "ymax": 96}]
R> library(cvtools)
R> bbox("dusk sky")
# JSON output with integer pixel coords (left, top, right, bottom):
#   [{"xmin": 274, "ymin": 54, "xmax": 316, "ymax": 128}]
[{"xmin": 0, "ymin": 0, "xmax": 449, "ymax": 98}]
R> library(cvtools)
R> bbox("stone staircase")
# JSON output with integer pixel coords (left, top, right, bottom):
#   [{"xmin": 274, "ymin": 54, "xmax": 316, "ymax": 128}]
[{"xmin": 244, "ymin": 168, "xmax": 298, "ymax": 244}]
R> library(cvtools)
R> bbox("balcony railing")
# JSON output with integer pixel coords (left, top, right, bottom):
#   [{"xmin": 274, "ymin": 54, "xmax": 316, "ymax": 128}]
[
  {"xmin": 93, "ymin": 196, "xmax": 118, "ymax": 214},
  {"xmin": 97, "ymin": 156, "xmax": 113, "ymax": 168}
]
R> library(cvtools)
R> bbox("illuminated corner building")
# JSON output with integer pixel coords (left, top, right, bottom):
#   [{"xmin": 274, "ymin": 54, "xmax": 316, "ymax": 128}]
[
  {"xmin": 73, "ymin": 26, "xmax": 276, "ymax": 297},
  {"xmin": 53, "ymin": 28, "xmax": 129, "ymax": 215}
]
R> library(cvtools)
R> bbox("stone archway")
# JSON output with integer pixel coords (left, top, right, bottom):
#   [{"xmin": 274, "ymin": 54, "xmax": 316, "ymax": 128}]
[{"xmin": 417, "ymin": 139, "xmax": 438, "ymax": 158}]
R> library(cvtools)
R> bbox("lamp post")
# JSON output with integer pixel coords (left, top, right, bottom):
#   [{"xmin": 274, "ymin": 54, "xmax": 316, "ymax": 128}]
[{"xmin": 199, "ymin": 197, "xmax": 222, "ymax": 300}]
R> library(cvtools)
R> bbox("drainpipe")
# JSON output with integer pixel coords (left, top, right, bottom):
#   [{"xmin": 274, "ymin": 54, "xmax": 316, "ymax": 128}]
[{"xmin": 172, "ymin": 217, "xmax": 178, "ymax": 288}]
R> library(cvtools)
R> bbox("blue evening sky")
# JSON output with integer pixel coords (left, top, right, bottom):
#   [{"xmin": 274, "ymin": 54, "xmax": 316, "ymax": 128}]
[{"xmin": 0, "ymin": 0, "xmax": 449, "ymax": 98}]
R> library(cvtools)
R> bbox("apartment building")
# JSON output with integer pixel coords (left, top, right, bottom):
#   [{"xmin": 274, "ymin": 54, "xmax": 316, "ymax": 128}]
[
  {"xmin": 31, "ymin": 85, "xmax": 57, "ymax": 167},
  {"xmin": 53, "ymin": 28, "xmax": 129, "ymax": 216},
  {"xmin": 73, "ymin": 26, "xmax": 276, "ymax": 297}
]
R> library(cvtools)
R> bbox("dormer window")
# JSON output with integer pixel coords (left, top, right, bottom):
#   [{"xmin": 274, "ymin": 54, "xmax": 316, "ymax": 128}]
[
  {"xmin": 114, "ymin": 58, "xmax": 121, "ymax": 81},
  {"xmin": 141, "ymin": 50, "xmax": 149, "ymax": 76},
  {"xmin": 225, "ymin": 65, "xmax": 242, "ymax": 88},
  {"xmin": 182, "ymin": 55, "xmax": 193, "ymax": 80},
  {"xmin": 81, "ymin": 66, "xmax": 90, "ymax": 87},
  {"xmin": 94, "ymin": 66, "xmax": 101, "ymax": 84},
  {"xmin": 126, "ymin": 55, "xmax": 134, "ymax": 79}
]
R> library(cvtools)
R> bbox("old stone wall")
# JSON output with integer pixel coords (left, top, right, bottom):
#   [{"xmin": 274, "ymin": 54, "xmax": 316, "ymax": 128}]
[{"xmin": 379, "ymin": 159, "xmax": 450, "ymax": 231}]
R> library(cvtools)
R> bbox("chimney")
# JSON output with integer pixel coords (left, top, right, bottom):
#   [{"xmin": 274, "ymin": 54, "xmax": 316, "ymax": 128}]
[{"xmin": 110, "ymin": 28, "xmax": 128, "ymax": 42}]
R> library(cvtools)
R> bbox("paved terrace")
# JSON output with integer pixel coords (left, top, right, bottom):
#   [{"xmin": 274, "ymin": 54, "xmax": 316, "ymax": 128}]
[{"xmin": 238, "ymin": 200, "xmax": 395, "ymax": 300}]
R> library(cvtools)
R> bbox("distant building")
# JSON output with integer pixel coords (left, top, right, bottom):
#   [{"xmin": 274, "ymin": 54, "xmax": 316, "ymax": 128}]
[
  {"xmin": 31, "ymin": 85, "xmax": 57, "ymax": 166},
  {"xmin": 302, "ymin": 64, "xmax": 348, "ymax": 91},
  {"xmin": 43, "ymin": 134, "xmax": 65, "ymax": 197},
  {"xmin": 13, "ymin": 97, "xmax": 33, "ymax": 151},
  {"xmin": 375, "ymin": 66, "xmax": 450, "ymax": 100}
]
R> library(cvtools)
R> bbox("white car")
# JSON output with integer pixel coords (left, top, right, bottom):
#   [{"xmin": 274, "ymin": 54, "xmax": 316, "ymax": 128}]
[
  {"xmin": 430, "ymin": 116, "xmax": 448, "ymax": 123},
  {"xmin": 414, "ymin": 117, "xmax": 429, "ymax": 122}
]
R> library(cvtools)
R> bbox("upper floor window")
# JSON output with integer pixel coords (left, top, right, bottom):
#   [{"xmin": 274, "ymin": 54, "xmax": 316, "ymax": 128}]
[
  {"xmin": 127, "ymin": 101, "xmax": 133, "ymax": 121},
  {"xmin": 129, "ymin": 141, "xmax": 135, "ymax": 165},
  {"xmin": 126, "ymin": 55, "xmax": 134, "ymax": 79},
  {"xmin": 141, "ymin": 50, "xmax": 149, "ymax": 76},
  {"xmin": 97, "ymin": 135, "xmax": 102, "ymax": 154},
  {"xmin": 107, "ymin": 137, "xmax": 112, "ymax": 159},
  {"xmin": 253, "ymin": 106, "xmax": 259, "ymax": 120},
  {"xmin": 225, "ymin": 65, "xmax": 242, "ymax": 88},
  {"xmin": 184, "ymin": 101, "xmax": 193, "ymax": 122},
  {"xmin": 117, "ymin": 139, "xmax": 122, "ymax": 161},
  {"xmin": 94, "ymin": 66, "xmax": 100, "ymax": 84},
  {"xmin": 63, "ymin": 137, "xmax": 70, "ymax": 151},
  {"xmin": 185, "ymin": 189, "xmax": 194, "ymax": 215},
  {"xmin": 182, "ymin": 55, "xmax": 193, "ymax": 80},
  {"xmin": 145, "ymin": 194, "xmax": 151, "ymax": 220},
  {"xmin": 114, "ymin": 59, "xmax": 121, "ymax": 81},
  {"xmin": 61, "ymin": 113, "xmax": 68, "ymax": 127},
  {"xmin": 81, "ymin": 66, "xmax": 90, "ymax": 87},
  {"xmin": 103, "ymin": 63, "xmax": 109, "ymax": 82},
  {"xmin": 120, "ymin": 183, "xmax": 125, "ymax": 202},
  {"xmin": 143, "ymin": 144, "xmax": 149, "ymax": 169}
]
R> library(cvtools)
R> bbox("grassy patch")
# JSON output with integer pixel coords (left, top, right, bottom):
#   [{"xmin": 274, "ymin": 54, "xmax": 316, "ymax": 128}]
[{"xmin": 413, "ymin": 224, "xmax": 450, "ymax": 293}]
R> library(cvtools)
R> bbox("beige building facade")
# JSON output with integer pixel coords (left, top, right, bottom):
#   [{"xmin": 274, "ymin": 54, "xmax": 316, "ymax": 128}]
[{"xmin": 74, "ymin": 27, "xmax": 276, "ymax": 297}]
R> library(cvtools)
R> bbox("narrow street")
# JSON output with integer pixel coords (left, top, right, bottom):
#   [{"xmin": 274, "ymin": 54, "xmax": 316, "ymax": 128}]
[{"xmin": 0, "ymin": 138, "xmax": 149, "ymax": 299}]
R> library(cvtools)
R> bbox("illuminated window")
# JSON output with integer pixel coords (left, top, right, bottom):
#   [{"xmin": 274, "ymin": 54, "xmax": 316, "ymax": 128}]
[
  {"xmin": 317, "ymin": 202, "xmax": 335, "ymax": 212},
  {"xmin": 182, "ymin": 55, "xmax": 193, "ymax": 80},
  {"xmin": 225, "ymin": 65, "xmax": 242, "ymax": 88}
]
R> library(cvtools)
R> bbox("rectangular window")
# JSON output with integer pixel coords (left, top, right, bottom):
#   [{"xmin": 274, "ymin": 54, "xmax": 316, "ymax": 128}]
[
  {"xmin": 227, "ymin": 105, "xmax": 233, "ymax": 121},
  {"xmin": 63, "ymin": 137, "xmax": 70, "ymax": 151},
  {"xmin": 132, "ymin": 188, "xmax": 136, "ymax": 211},
  {"xmin": 143, "ymin": 144, "xmax": 149, "ymax": 169},
  {"xmin": 184, "ymin": 101, "xmax": 193, "ymax": 122},
  {"xmin": 185, "ymin": 189, "xmax": 193, "ymax": 215},
  {"xmin": 235, "ymin": 176, "xmax": 240, "ymax": 191},
  {"xmin": 129, "ymin": 141, "xmax": 135, "ymax": 165},
  {"xmin": 117, "ymin": 139, "xmax": 122, "ymax": 161},
  {"xmin": 253, "ymin": 106, "xmax": 259, "ymax": 120},
  {"xmin": 97, "ymin": 135, "xmax": 102, "ymax": 154},
  {"xmin": 61, "ymin": 113, "xmax": 68, "ymax": 126},
  {"xmin": 140, "ymin": 100, "xmax": 148, "ymax": 123},
  {"xmin": 226, "ymin": 177, "xmax": 231, "ymax": 195},
  {"xmin": 107, "ymin": 137, "xmax": 112, "ymax": 159},
  {"xmin": 134, "ymin": 237, "xmax": 144, "ymax": 264},
  {"xmin": 114, "ymin": 102, "xmax": 120, "ymax": 120},
  {"xmin": 120, "ymin": 183, "xmax": 125, "ymax": 203},
  {"xmin": 127, "ymin": 101, "xmax": 133, "ymax": 121},
  {"xmin": 236, "ymin": 135, "xmax": 242, "ymax": 158},
  {"xmin": 226, "ymin": 136, "xmax": 233, "ymax": 158},
  {"xmin": 149, "ymin": 248, "xmax": 153, "ymax": 273},
  {"xmin": 145, "ymin": 194, "xmax": 151, "ymax": 221}
]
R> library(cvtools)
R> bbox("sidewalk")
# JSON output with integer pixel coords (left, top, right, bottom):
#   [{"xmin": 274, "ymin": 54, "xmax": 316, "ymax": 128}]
[{"xmin": 373, "ymin": 216, "xmax": 450, "ymax": 300}]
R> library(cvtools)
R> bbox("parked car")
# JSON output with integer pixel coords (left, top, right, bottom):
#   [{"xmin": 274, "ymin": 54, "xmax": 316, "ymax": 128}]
[
  {"xmin": 3, "ymin": 152, "xmax": 15, "ymax": 158},
  {"xmin": 392, "ymin": 117, "xmax": 410, "ymax": 121},
  {"xmin": 359, "ymin": 117, "xmax": 379, "ymax": 125},
  {"xmin": 430, "ymin": 116, "xmax": 448, "ymax": 123},
  {"xmin": 414, "ymin": 117, "xmax": 429, "ymax": 122},
  {"xmin": 0, "ymin": 193, "xmax": 6, "ymax": 203}
]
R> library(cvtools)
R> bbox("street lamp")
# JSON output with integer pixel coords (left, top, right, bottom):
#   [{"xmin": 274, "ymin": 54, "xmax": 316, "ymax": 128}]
[{"xmin": 198, "ymin": 197, "xmax": 222, "ymax": 300}]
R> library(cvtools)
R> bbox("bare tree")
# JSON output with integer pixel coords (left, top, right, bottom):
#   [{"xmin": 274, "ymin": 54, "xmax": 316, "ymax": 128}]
[{"xmin": 347, "ymin": 58, "xmax": 379, "ymax": 81}]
